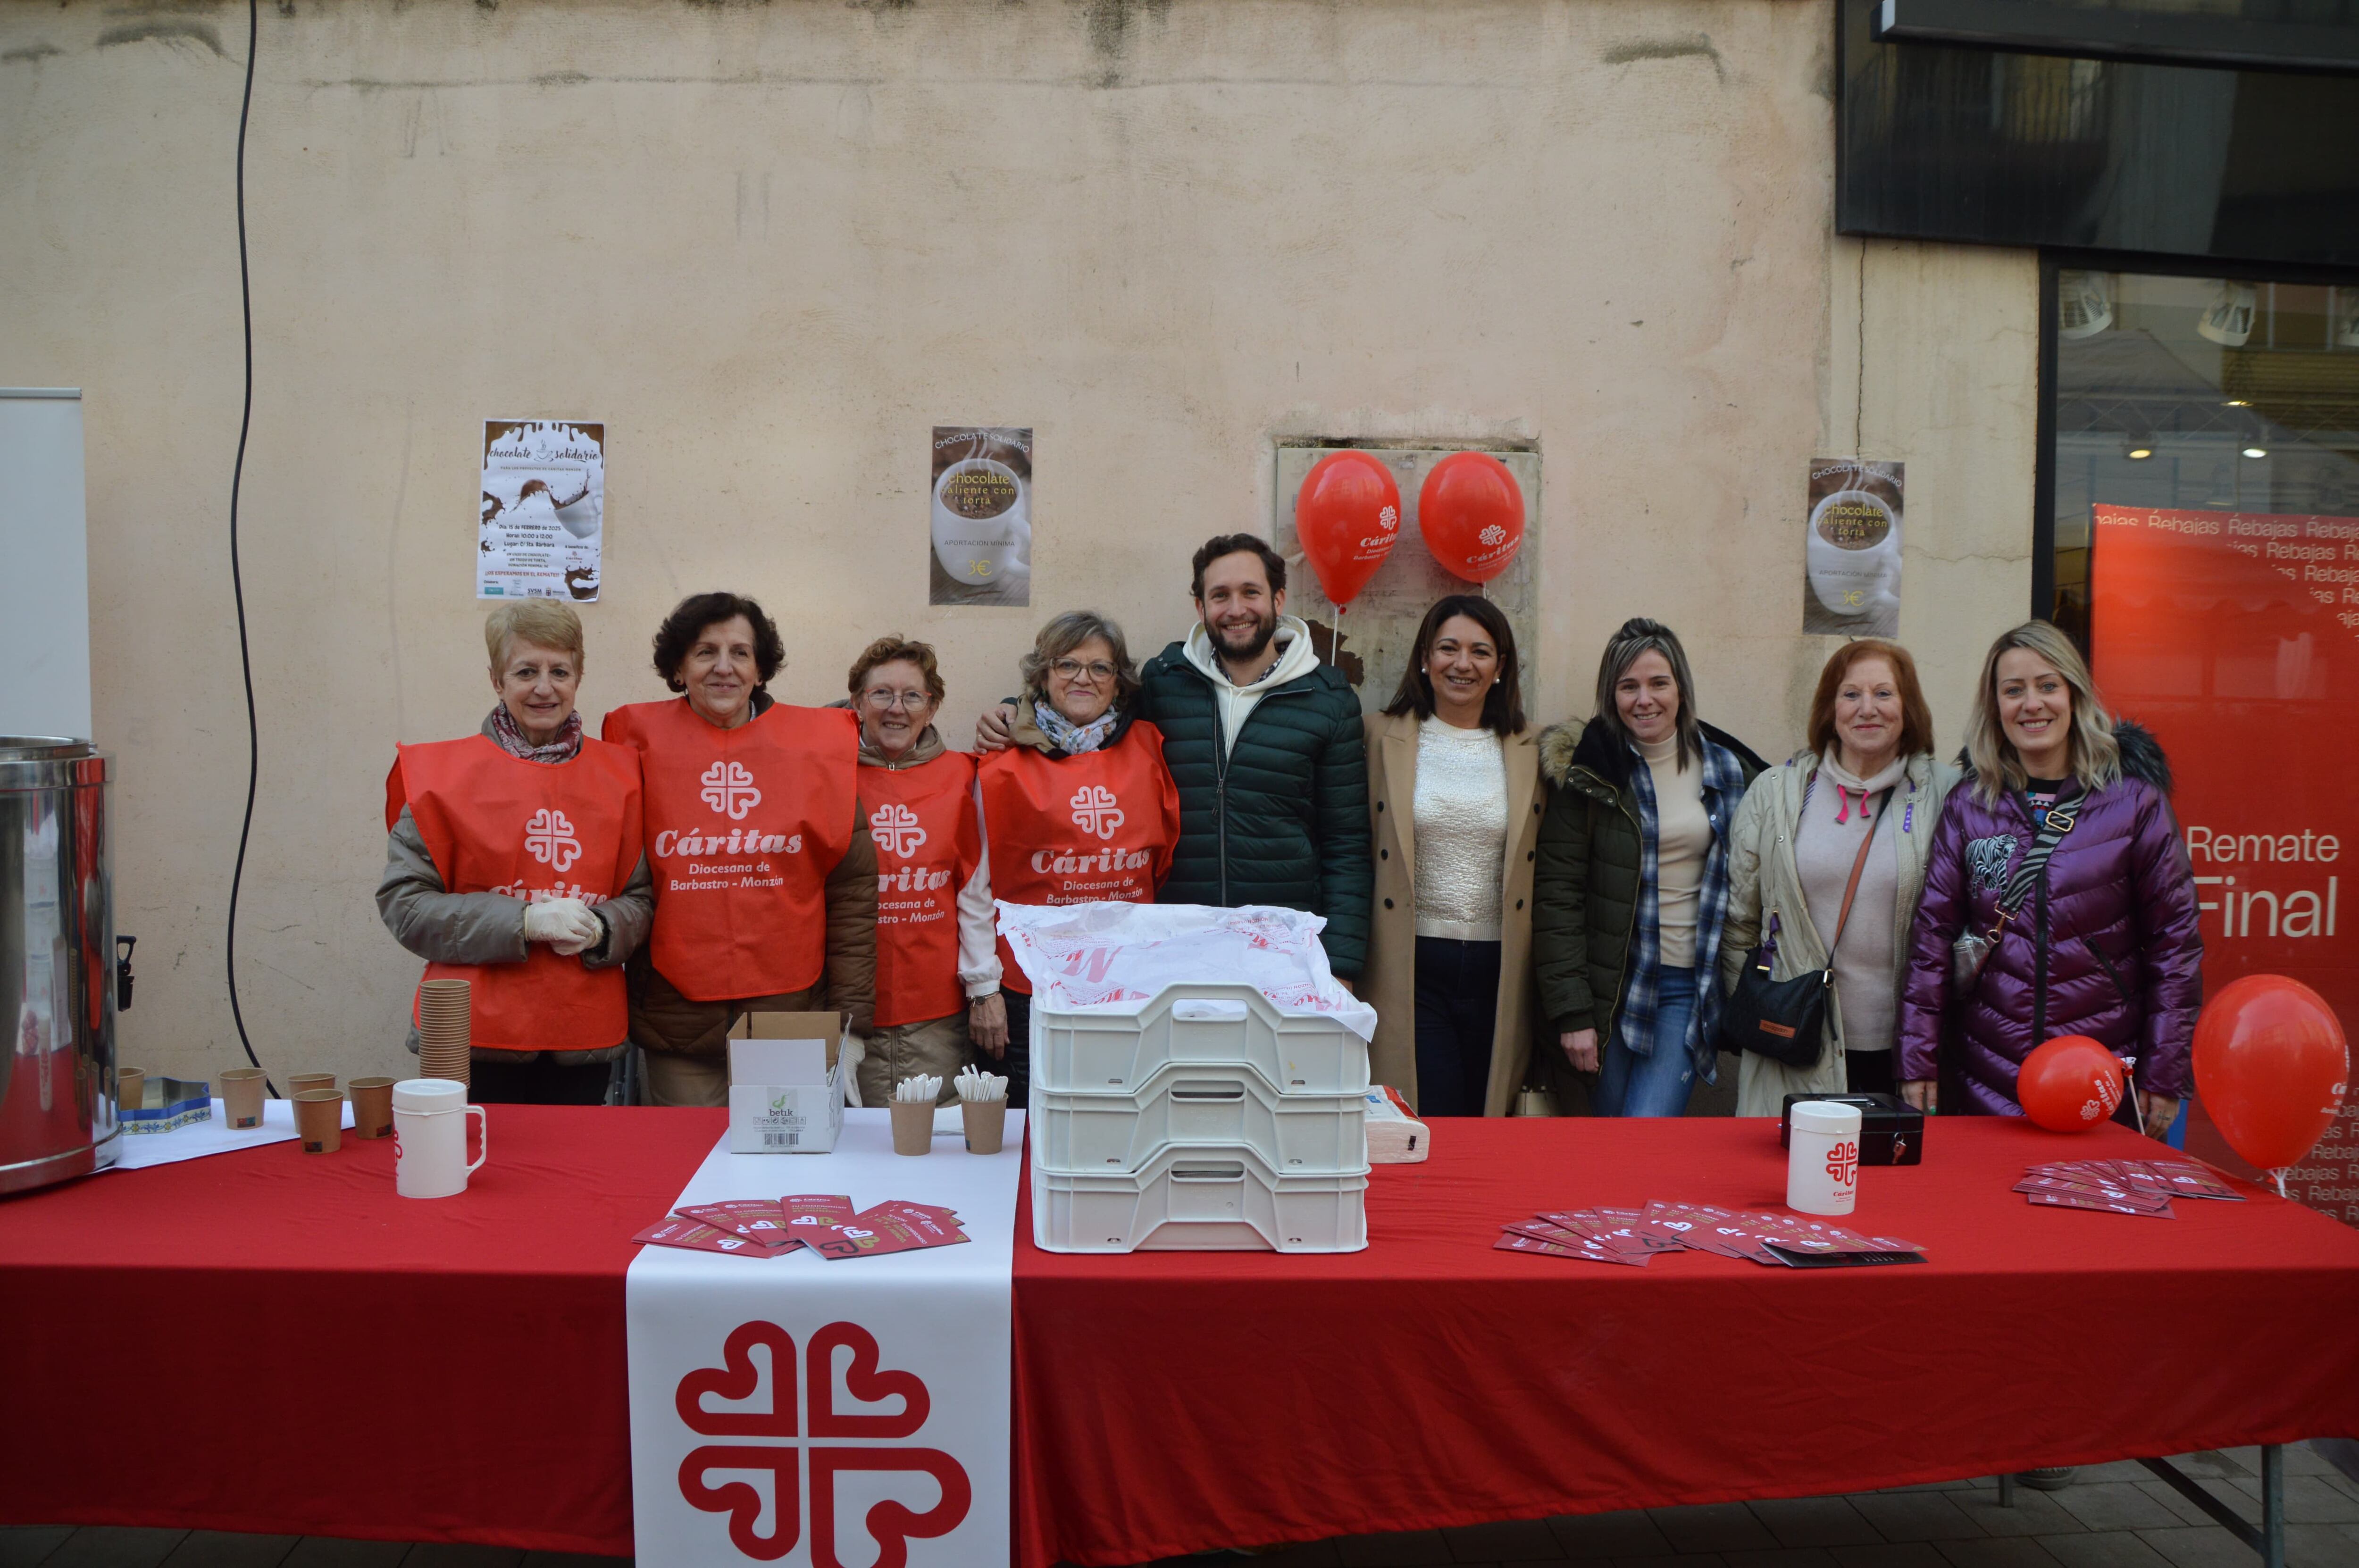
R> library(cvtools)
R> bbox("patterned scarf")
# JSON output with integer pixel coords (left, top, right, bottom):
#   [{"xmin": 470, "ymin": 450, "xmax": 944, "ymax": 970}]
[
  {"xmin": 1034, "ymin": 701, "xmax": 1119, "ymax": 756},
  {"xmin": 487, "ymin": 703, "xmax": 583, "ymax": 764},
  {"xmin": 1620, "ymin": 731, "xmax": 1749, "ymax": 1074}
]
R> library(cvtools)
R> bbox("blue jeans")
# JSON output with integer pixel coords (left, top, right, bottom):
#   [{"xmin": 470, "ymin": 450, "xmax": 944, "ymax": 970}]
[{"xmin": 1595, "ymin": 966, "xmax": 1698, "ymax": 1118}]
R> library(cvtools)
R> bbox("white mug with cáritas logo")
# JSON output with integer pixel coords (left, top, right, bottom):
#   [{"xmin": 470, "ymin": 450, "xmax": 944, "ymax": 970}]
[
  {"xmin": 1786, "ymin": 1099, "xmax": 1862, "ymax": 1217},
  {"xmin": 392, "ymin": 1078, "xmax": 488, "ymax": 1199}
]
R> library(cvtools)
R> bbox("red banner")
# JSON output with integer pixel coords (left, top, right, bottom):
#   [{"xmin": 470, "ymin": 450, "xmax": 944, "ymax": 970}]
[{"xmin": 2090, "ymin": 503, "xmax": 2359, "ymax": 1222}]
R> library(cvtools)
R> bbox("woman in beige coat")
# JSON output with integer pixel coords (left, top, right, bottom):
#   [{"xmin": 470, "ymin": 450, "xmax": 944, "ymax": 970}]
[
  {"xmin": 1719, "ymin": 639, "xmax": 1957, "ymax": 1116},
  {"xmin": 1364, "ymin": 596, "xmax": 1544, "ymax": 1116}
]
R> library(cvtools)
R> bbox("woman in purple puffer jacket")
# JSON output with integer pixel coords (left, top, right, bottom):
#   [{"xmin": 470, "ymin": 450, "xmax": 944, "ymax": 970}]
[{"xmin": 1897, "ymin": 622, "xmax": 2201, "ymax": 1135}]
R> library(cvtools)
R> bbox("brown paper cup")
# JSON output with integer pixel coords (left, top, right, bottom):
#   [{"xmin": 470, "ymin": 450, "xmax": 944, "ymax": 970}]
[
  {"xmin": 116, "ymin": 1068, "xmax": 146, "ymax": 1111},
  {"xmin": 220, "ymin": 1067, "xmax": 268, "ymax": 1128},
  {"xmin": 348, "ymin": 1076, "xmax": 396, "ymax": 1139},
  {"xmin": 286, "ymin": 1073, "xmax": 337, "ymax": 1099},
  {"xmin": 889, "ymin": 1099, "xmax": 934, "ymax": 1156},
  {"xmin": 292, "ymin": 1089, "xmax": 343, "ymax": 1153},
  {"xmin": 960, "ymin": 1097, "xmax": 1008, "ymax": 1155}
]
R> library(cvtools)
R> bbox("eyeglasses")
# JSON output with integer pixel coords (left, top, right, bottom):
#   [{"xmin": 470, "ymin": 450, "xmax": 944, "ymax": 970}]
[
  {"xmin": 1052, "ymin": 659, "xmax": 1117, "ymax": 683},
  {"xmin": 862, "ymin": 688, "xmax": 933, "ymax": 711}
]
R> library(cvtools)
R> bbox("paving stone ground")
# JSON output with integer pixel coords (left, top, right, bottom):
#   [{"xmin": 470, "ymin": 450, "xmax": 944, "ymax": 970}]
[{"xmin": 6, "ymin": 1447, "xmax": 2357, "ymax": 1568}]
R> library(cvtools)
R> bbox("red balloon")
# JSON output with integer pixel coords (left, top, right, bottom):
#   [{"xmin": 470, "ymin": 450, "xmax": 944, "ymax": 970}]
[
  {"xmin": 1417, "ymin": 452, "xmax": 1525, "ymax": 584},
  {"xmin": 1295, "ymin": 451, "xmax": 1402, "ymax": 610},
  {"xmin": 2193, "ymin": 974, "xmax": 2349, "ymax": 1174},
  {"xmin": 2016, "ymin": 1035, "xmax": 2130, "ymax": 1132}
]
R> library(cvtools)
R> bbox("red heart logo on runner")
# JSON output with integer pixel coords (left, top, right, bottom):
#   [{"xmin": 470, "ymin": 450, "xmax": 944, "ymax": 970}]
[
  {"xmin": 679, "ymin": 1445, "xmax": 801, "ymax": 1561},
  {"xmin": 807, "ymin": 1321, "xmax": 928, "ymax": 1437},
  {"xmin": 677, "ymin": 1321, "xmax": 799, "ymax": 1437},
  {"xmin": 808, "ymin": 1446, "xmax": 970, "ymax": 1568}
]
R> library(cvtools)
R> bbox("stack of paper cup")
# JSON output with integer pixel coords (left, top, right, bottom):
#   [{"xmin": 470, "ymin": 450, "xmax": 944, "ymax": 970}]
[
  {"xmin": 1787, "ymin": 1099, "xmax": 1864, "ymax": 1217},
  {"xmin": 416, "ymin": 978, "xmax": 472, "ymax": 1087}
]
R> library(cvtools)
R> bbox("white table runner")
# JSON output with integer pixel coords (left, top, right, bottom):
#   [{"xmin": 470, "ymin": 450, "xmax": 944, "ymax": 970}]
[{"xmin": 627, "ymin": 1106, "xmax": 1024, "ymax": 1568}]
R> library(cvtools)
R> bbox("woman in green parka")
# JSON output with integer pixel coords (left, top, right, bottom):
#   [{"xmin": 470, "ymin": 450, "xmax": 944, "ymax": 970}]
[{"xmin": 1531, "ymin": 618, "xmax": 1765, "ymax": 1116}]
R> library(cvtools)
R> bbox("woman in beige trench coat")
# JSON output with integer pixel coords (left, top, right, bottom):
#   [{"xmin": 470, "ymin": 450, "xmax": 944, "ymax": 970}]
[{"xmin": 1364, "ymin": 596, "xmax": 1545, "ymax": 1116}]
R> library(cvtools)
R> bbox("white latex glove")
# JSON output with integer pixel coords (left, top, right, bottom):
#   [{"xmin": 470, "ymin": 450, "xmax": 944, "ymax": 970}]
[
  {"xmin": 841, "ymin": 1032, "xmax": 867, "ymax": 1107},
  {"xmin": 523, "ymin": 897, "xmax": 601, "ymax": 954}
]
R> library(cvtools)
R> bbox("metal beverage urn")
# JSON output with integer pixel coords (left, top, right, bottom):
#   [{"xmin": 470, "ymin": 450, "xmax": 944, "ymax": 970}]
[{"xmin": 0, "ymin": 736, "xmax": 133, "ymax": 1194}]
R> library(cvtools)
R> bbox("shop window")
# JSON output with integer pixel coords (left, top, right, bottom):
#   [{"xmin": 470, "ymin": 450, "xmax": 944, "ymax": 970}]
[{"xmin": 2042, "ymin": 262, "xmax": 2359, "ymax": 1219}]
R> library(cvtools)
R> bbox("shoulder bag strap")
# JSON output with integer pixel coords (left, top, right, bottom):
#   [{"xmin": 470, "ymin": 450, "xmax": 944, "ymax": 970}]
[
  {"xmin": 1995, "ymin": 796, "xmax": 2082, "ymax": 918},
  {"xmin": 1824, "ymin": 788, "xmax": 1890, "ymax": 959}
]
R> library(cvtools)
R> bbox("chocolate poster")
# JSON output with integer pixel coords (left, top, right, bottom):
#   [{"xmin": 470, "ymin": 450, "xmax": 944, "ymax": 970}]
[
  {"xmin": 479, "ymin": 419, "xmax": 605, "ymax": 602},
  {"xmin": 929, "ymin": 425, "xmax": 1032, "ymax": 607},
  {"xmin": 1803, "ymin": 459, "xmax": 1904, "ymax": 636}
]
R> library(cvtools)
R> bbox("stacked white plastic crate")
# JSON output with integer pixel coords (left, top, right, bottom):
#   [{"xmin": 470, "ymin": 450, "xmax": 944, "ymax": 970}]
[{"xmin": 1029, "ymin": 983, "xmax": 1372, "ymax": 1252}]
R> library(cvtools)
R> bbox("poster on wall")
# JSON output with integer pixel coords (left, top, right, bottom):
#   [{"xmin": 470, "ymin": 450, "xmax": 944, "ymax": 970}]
[
  {"xmin": 1803, "ymin": 459, "xmax": 1904, "ymax": 636},
  {"xmin": 2090, "ymin": 503, "xmax": 2359, "ymax": 1224},
  {"xmin": 929, "ymin": 426, "xmax": 1031, "ymax": 607},
  {"xmin": 479, "ymin": 419, "xmax": 605, "ymax": 602}
]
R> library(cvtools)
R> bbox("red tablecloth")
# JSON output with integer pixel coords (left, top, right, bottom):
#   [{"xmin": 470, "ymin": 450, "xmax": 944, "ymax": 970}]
[
  {"xmin": 0, "ymin": 1105, "xmax": 725, "ymax": 1555},
  {"xmin": 1012, "ymin": 1116, "xmax": 2359, "ymax": 1568},
  {"xmin": 7, "ymin": 1110, "xmax": 2358, "ymax": 1567}
]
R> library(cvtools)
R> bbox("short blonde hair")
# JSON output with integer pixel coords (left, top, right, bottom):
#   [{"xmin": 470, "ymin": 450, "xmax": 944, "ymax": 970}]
[
  {"xmin": 1962, "ymin": 620, "xmax": 2121, "ymax": 803},
  {"xmin": 485, "ymin": 601, "xmax": 585, "ymax": 669},
  {"xmin": 1019, "ymin": 611, "xmax": 1141, "ymax": 709}
]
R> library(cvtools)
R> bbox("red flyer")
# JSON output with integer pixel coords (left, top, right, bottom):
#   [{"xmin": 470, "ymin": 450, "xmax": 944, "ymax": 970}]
[
  {"xmin": 676, "ymin": 1200, "xmax": 800, "ymax": 1249},
  {"xmin": 632, "ymin": 1218, "xmax": 783, "ymax": 1257},
  {"xmin": 870, "ymin": 1199, "xmax": 963, "ymax": 1229},
  {"xmin": 2027, "ymin": 1187, "xmax": 2176, "ymax": 1218},
  {"xmin": 779, "ymin": 1194, "xmax": 858, "ymax": 1233},
  {"xmin": 1537, "ymin": 1210, "xmax": 1683, "ymax": 1255},
  {"xmin": 2145, "ymin": 1159, "xmax": 2245, "ymax": 1201},
  {"xmin": 1641, "ymin": 1202, "xmax": 1754, "ymax": 1259},
  {"xmin": 1493, "ymin": 1230, "xmax": 1643, "ymax": 1267},
  {"xmin": 1504, "ymin": 1218, "xmax": 1650, "ymax": 1261},
  {"xmin": 809, "ymin": 1204, "xmax": 970, "ymax": 1260}
]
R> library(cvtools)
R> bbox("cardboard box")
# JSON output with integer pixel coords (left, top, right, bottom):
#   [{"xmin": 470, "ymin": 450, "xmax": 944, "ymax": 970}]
[
  {"xmin": 730, "ymin": 1008, "xmax": 847, "ymax": 1070},
  {"xmin": 727, "ymin": 1013, "xmax": 845, "ymax": 1153}
]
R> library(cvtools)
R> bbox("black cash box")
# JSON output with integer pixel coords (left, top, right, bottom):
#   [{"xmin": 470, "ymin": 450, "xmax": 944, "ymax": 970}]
[{"xmin": 1777, "ymin": 1093, "xmax": 1924, "ymax": 1165}]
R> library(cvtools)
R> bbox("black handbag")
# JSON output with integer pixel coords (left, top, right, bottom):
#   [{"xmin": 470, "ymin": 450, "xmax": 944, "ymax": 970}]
[{"xmin": 1720, "ymin": 783, "xmax": 1885, "ymax": 1070}]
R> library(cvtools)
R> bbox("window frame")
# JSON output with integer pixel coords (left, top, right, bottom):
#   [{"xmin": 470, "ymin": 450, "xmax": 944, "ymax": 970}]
[{"xmin": 2035, "ymin": 245, "xmax": 2359, "ymax": 654}]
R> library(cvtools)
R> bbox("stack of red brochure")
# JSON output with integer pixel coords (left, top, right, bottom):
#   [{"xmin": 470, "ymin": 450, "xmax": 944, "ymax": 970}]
[
  {"xmin": 1497, "ymin": 1202, "xmax": 1926, "ymax": 1268},
  {"xmin": 2016, "ymin": 1157, "xmax": 2244, "ymax": 1218},
  {"xmin": 631, "ymin": 1193, "xmax": 970, "ymax": 1259}
]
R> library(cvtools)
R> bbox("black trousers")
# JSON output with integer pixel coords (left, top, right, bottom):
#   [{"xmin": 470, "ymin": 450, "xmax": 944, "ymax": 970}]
[
  {"xmin": 467, "ymin": 1053, "xmax": 613, "ymax": 1105},
  {"xmin": 1413, "ymin": 936, "xmax": 1501, "ymax": 1118},
  {"xmin": 998, "ymin": 988, "xmax": 1033, "ymax": 1110}
]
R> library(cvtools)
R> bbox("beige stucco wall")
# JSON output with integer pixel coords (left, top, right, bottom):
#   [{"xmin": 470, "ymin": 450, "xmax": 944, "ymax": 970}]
[{"xmin": 0, "ymin": 0, "xmax": 2037, "ymax": 1086}]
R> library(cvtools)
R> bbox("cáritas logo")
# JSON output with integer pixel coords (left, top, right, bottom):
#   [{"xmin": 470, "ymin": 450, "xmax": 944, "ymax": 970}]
[
  {"xmin": 1068, "ymin": 784, "xmax": 1124, "ymax": 841},
  {"xmin": 524, "ymin": 807, "xmax": 582, "ymax": 873},
  {"xmin": 701, "ymin": 761, "xmax": 764, "ymax": 821},
  {"xmin": 675, "ymin": 1320, "xmax": 970, "ymax": 1566},
  {"xmin": 869, "ymin": 803, "xmax": 927, "ymax": 859}
]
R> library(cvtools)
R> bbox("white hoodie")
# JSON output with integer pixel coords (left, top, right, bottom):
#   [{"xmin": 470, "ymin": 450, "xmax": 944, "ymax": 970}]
[{"xmin": 1183, "ymin": 614, "xmax": 1323, "ymax": 758}]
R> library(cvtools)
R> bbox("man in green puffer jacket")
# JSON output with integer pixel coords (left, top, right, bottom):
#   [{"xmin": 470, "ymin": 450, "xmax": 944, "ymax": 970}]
[{"xmin": 977, "ymin": 535, "xmax": 1372, "ymax": 981}]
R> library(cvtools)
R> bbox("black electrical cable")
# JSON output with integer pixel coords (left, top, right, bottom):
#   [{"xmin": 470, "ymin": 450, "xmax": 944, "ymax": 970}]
[{"xmin": 223, "ymin": 0, "xmax": 274, "ymax": 1095}]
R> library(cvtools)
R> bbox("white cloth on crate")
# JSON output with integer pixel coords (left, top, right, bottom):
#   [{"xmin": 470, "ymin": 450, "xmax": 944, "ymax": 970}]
[{"xmin": 993, "ymin": 900, "xmax": 1378, "ymax": 1041}]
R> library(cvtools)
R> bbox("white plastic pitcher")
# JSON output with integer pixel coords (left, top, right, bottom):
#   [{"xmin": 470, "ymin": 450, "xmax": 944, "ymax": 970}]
[{"xmin": 392, "ymin": 1078, "xmax": 486, "ymax": 1199}]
